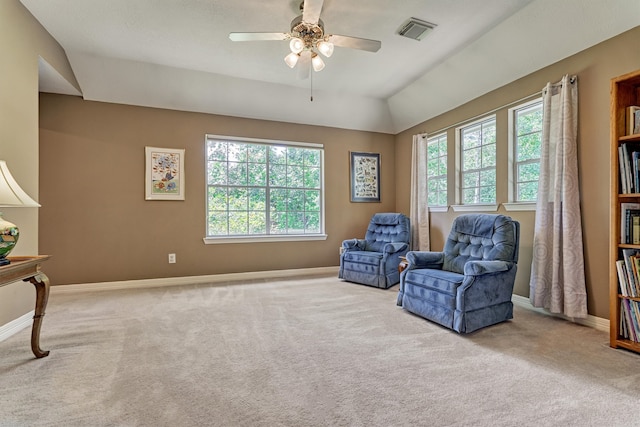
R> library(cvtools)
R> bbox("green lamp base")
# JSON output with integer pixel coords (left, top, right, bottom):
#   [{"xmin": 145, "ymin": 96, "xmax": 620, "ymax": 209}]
[{"xmin": 0, "ymin": 212, "xmax": 19, "ymax": 266}]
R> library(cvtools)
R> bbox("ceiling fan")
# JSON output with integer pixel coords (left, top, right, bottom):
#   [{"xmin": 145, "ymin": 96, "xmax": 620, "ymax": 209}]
[{"xmin": 228, "ymin": 0, "xmax": 381, "ymax": 78}]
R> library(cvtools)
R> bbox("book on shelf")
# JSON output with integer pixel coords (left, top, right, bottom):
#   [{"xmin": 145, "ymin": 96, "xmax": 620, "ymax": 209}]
[
  {"xmin": 621, "ymin": 248, "xmax": 640, "ymax": 297},
  {"xmin": 620, "ymin": 301, "xmax": 629, "ymax": 340},
  {"xmin": 619, "ymin": 146, "xmax": 628, "ymax": 193},
  {"xmin": 622, "ymin": 142, "xmax": 632, "ymax": 192},
  {"xmin": 616, "ymin": 260, "xmax": 631, "ymax": 296},
  {"xmin": 621, "ymin": 299, "xmax": 639, "ymax": 342},
  {"xmin": 633, "ymin": 256, "xmax": 640, "ymax": 295},
  {"xmin": 622, "ymin": 300, "xmax": 634, "ymax": 341},
  {"xmin": 626, "ymin": 299, "xmax": 640, "ymax": 342},
  {"xmin": 627, "ymin": 106, "xmax": 640, "ymax": 135},
  {"xmin": 620, "ymin": 203, "xmax": 640, "ymax": 244},
  {"xmin": 633, "ymin": 301, "xmax": 640, "ymax": 341},
  {"xmin": 620, "ymin": 141, "xmax": 640, "ymax": 193},
  {"xmin": 623, "ymin": 209, "xmax": 640, "ymax": 244},
  {"xmin": 631, "ymin": 151, "xmax": 640, "ymax": 193},
  {"xmin": 628, "ymin": 210, "xmax": 640, "ymax": 245}
]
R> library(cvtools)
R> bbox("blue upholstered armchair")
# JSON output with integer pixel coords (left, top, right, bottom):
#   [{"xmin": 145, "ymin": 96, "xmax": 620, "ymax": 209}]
[
  {"xmin": 339, "ymin": 213, "xmax": 410, "ymax": 289},
  {"xmin": 397, "ymin": 214, "xmax": 520, "ymax": 333}
]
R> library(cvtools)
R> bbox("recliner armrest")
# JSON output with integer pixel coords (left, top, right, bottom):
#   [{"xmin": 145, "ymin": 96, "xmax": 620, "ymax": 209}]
[
  {"xmin": 342, "ymin": 238, "xmax": 366, "ymax": 251},
  {"xmin": 383, "ymin": 242, "xmax": 409, "ymax": 254},
  {"xmin": 463, "ymin": 260, "xmax": 511, "ymax": 276},
  {"xmin": 406, "ymin": 251, "xmax": 444, "ymax": 269}
]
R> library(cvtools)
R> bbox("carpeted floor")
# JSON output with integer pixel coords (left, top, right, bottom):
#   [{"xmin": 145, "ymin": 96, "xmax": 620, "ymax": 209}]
[{"xmin": 1, "ymin": 274, "xmax": 639, "ymax": 426}]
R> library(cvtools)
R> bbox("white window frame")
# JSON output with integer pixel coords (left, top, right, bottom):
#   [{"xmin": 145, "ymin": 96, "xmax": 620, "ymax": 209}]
[
  {"xmin": 452, "ymin": 116, "xmax": 498, "ymax": 212},
  {"xmin": 203, "ymin": 135, "xmax": 327, "ymax": 244},
  {"xmin": 426, "ymin": 132, "xmax": 448, "ymax": 212},
  {"xmin": 504, "ymin": 98, "xmax": 543, "ymax": 212}
]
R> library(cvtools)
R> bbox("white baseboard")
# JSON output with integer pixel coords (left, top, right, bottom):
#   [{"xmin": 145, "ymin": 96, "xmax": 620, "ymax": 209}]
[
  {"xmin": 0, "ymin": 310, "xmax": 34, "ymax": 343},
  {"xmin": 511, "ymin": 294, "xmax": 609, "ymax": 332},
  {"xmin": 51, "ymin": 266, "xmax": 340, "ymax": 294}
]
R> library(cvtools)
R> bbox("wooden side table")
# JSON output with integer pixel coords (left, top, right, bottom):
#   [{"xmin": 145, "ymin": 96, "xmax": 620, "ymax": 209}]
[
  {"xmin": 0, "ymin": 256, "xmax": 51, "ymax": 358},
  {"xmin": 398, "ymin": 256, "xmax": 409, "ymax": 274}
]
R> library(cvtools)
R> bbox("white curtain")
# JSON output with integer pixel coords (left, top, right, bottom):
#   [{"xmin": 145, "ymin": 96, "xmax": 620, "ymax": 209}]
[
  {"xmin": 410, "ymin": 133, "xmax": 430, "ymax": 251},
  {"xmin": 529, "ymin": 75, "xmax": 587, "ymax": 318}
]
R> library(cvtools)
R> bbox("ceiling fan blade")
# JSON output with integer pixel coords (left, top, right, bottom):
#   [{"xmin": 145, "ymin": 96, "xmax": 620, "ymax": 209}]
[
  {"xmin": 328, "ymin": 34, "xmax": 381, "ymax": 52},
  {"xmin": 302, "ymin": 0, "xmax": 324, "ymax": 24},
  {"xmin": 297, "ymin": 51, "xmax": 311, "ymax": 80},
  {"xmin": 229, "ymin": 32, "xmax": 288, "ymax": 42}
]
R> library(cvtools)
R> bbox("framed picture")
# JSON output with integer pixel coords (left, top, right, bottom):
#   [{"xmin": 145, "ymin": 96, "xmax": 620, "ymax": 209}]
[
  {"xmin": 350, "ymin": 151, "xmax": 380, "ymax": 202},
  {"xmin": 145, "ymin": 146, "xmax": 185, "ymax": 200}
]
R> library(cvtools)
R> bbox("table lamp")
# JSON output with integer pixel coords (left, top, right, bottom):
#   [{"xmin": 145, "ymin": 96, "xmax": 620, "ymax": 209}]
[{"xmin": 0, "ymin": 160, "xmax": 40, "ymax": 266}]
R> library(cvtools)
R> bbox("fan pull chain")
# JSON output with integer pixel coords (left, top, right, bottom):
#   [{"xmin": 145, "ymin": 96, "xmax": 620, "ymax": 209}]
[{"xmin": 310, "ymin": 69, "xmax": 314, "ymax": 102}]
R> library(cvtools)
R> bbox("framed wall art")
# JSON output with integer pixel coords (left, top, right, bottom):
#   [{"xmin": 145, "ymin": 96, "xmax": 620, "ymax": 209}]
[
  {"xmin": 145, "ymin": 146, "xmax": 185, "ymax": 200},
  {"xmin": 350, "ymin": 151, "xmax": 380, "ymax": 202}
]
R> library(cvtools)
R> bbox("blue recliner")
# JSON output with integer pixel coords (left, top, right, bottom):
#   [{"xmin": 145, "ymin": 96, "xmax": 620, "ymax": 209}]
[
  {"xmin": 339, "ymin": 213, "xmax": 410, "ymax": 289},
  {"xmin": 397, "ymin": 214, "xmax": 520, "ymax": 333}
]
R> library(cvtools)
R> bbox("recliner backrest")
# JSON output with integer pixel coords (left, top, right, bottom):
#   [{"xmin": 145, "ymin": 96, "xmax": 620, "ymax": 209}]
[
  {"xmin": 443, "ymin": 214, "xmax": 519, "ymax": 274},
  {"xmin": 363, "ymin": 213, "xmax": 410, "ymax": 252}
]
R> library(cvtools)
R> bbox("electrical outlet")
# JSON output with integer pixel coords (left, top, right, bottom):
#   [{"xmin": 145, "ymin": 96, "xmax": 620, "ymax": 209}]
[{"xmin": 168, "ymin": 253, "xmax": 176, "ymax": 264}]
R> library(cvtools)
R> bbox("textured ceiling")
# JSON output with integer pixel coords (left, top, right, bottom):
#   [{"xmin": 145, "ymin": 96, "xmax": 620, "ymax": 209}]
[{"xmin": 24, "ymin": 0, "xmax": 640, "ymax": 134}]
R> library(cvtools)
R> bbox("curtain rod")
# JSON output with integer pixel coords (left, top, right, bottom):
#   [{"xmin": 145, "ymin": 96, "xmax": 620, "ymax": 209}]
[
  {"xmin": 544, "ymin": 75, "xmax": 577, "ymax": 95},
  {"xmin": 418, "ymin": 74, "xmax": 577, "ymax": 137}
]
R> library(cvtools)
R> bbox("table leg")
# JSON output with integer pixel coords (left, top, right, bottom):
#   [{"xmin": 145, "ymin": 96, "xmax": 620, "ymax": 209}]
[{"xmin": 26, "ymin": 272, "xmax": 50, "ymax": 358}]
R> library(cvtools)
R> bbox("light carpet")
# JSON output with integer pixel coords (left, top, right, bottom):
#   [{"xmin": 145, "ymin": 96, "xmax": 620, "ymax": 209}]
[{"xmin": 1, "ymin": 274, "xmax": 639, "ymax": 427}]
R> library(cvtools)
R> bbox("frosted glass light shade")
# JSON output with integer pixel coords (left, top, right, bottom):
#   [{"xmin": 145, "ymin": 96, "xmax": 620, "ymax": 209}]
[
  {"xmin": 284, "ymin": 52, "xmax": 300, "ymax": 68},
  {"xmin": 289, "ymin": 37, "xmax": 304, "ymax": 54},
  {"xmin": 317, "ymin": 41, "xmax": 334, "ymax": 57},
  {"xmin": 311, "ymin": 53, "xmax": 325, "ymax": 72}
]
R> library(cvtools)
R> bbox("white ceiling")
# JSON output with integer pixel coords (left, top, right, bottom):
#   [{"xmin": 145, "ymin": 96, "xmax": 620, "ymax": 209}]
[{"xmin": 23, "ymin": 0, "xmax": 640, "ymax": 134}]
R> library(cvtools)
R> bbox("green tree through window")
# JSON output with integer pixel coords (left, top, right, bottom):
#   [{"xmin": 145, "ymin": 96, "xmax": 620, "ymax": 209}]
[
  {"xmin": 206, "ymin": 136, "xmax": 324, "ymax": 238},
  {"xmin": 513, "ymin": 101, "xmax": 543, "ymax": 202},
  {"xmin": 460, "ymin": 117, "xmax": 497, "ymax": 204},
  {"xmin": 426, "ymin": 133, "xmax": 447, "ymax": 206}
]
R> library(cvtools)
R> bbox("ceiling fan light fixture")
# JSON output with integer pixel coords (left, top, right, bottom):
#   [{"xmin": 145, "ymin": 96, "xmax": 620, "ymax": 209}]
[
  {"xmin": 311, "ymin": 53, "xmax": 325, "ymax": 72},
  {"xmin": 289, "ymin": 37, "xmax": 305, "ymax": 54},
  {"xmin": 284, "ymin": 52, "xmax": 300, "ymax": 68},
  {"xmin": 229, "ymin": 0, "xmax": 382, "ymax": 79},
  {"xmin": 316, "ymin": 40, "xmax": 334, "ymax": 57}
]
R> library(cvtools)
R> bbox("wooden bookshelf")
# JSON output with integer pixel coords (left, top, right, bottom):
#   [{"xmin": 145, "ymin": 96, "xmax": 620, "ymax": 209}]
[{"xmin": 610, "ymin": 69, "xmax": 640, "ymax": 354}]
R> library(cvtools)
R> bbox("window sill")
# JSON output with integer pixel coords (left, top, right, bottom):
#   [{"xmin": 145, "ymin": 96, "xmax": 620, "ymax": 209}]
[
  {"xmin": 503, "ymin": 202, "xmax": 536, "ymax": 212},
  {"xmin": 451, "ymin": 204, "xmax": 498, "ymax": 212},
  {"xmin": 203, "ymin": 234, "xmax": 328, "ymax": 244},
  {"xmin": 428, "ymin": 206, "xmax": 449, "ymax": 213}
]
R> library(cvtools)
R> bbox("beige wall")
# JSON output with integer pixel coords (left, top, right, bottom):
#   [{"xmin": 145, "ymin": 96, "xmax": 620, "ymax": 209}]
[
  {"xmin": 38, "ymin": 95, "xmax": 396, "ymax": 285},
  {"xmin": 0, "ymin": 0, "xmax": 77, "ymax": 326},
  {"xmin": 395, "ymin": 25, "xmax": 640, "ymax": 320}
]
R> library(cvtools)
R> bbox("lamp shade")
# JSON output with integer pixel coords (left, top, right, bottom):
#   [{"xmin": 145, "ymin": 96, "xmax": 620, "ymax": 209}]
[
  {"xmin": 284, "ymin": 52, "xmax": 300, "ymax": 68},
  {"xmin": 0, "ymin": 161, "xmax": 40, "ymax": 207},
  {"xmin": 311, "ymin": 53, "xmax": 325, "ymax": 72},
  {"xmin": 289, "ymin": 37, "xmax": 304, "ymax": 54},
  {"xmin": 316, "ymin": 40, "xmax": 334, "ymax": 58},
  {"xmin": 0, "ymin": 160, "xmax": 40, "ymax": 266}
]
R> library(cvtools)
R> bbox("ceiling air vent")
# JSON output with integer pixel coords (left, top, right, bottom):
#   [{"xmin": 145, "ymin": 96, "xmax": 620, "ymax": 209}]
[{"xmin": 398, "ymin": 18, "xmax": 436, "ymax": 41}]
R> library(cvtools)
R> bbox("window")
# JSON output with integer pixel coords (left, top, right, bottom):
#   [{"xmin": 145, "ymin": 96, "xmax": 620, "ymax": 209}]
[
  {"xmin": 510, "ymin": 99, "xmax": 543, "ymax": 204},
  {"xmin": 426, "ymin": 133, "xmax": 447, "ymax": 207},
  {"xmin": 204, "ymin": 135, "xmax": 326, "ymax": 243},
  {"xmin": 458, "ymin": 116, "xmax": 497, "ymax": 205}
]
